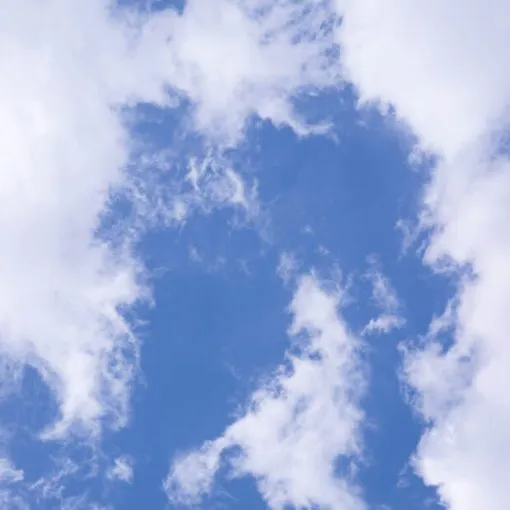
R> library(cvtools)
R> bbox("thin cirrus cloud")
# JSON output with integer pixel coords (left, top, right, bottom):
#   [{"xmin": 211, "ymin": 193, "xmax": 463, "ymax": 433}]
[
  {"xmin": 165, "ymin": 272, "xmax": 366, "ymax": 510},
  {"xmin": 0, "ymin": 0, "xmax": 340, "ymax": 445},
  {"xmin": 334, "ymin": 1, "xmax": 510, "ymax": 508},
  {"xmin": 362, "ymin": 258, "xmax": 405, "ymax": 336}
]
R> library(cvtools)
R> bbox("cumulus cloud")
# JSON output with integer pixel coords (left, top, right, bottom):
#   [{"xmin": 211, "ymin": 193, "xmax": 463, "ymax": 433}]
[
  {"xmin": 334, "ymin": 0, "xmax": 510, "ymax": 159},
  {"xmin": 0, "ymin": 0, "xmax": 151, "ymax": 441},
  {"xmin": 165, "ymin": 273, "xmax": 366, "ymax": 510},
  {"xmin": 334, "ymin": 1, "xmax": 510, "ymax": 508}
]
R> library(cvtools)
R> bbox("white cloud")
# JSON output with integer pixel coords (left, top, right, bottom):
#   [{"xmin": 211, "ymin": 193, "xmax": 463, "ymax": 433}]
[
  {"xmin": 362, "ymin": 259, "xmax": 405, "ymax": 335},
  {"xmin": 363, "ymin": 315, "xmax": 403, "ymax": 337},
  {"xmin": 0, "ymin": 459, "xmax": 23, "ymax": 485},
  {"xmin": 165, "ymin": 273, "xmax": 366, "ymax": 510},
  {"xmin": 334, "ymin": 0, "xmax": 510, "ymax": 159},
  {"xmin": 333, "ymin": 1, "xmax": 510, "ymax": 508},
  {"xmin": 108, "ymin": 456, "xmax": 134, "ymax": 484},
  {"xmin": 184, "ymin": 155, "xmax": 260, "ymax": 219},
  {"xmin": 276, "ymin": 251, "xmax": 299, "ymax": 283},
  {"xmin": 133, "ymin": 152, "xmax": 261, "ymax": 229},
  {"xmin": 160, "ymin": 0, "xmax": 341, "ymax": 143},
  {"xmin": 0, "ymin": 0, "xmax": 152, "ymax": 440},
  {"xmin": 0, "ymin": 0, "xmax": 342, "ymax": 444}
]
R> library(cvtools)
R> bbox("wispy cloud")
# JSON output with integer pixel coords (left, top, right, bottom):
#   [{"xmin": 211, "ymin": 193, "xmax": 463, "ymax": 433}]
[
  {"xmin": 277, "ymin": 251, "xmax": 300, "ymax": 283},
  {"xmin": 160, "ymin": 0, "xmax": 341, "ymax": 143},
  {"xmin": 362, "ymin": 258, "xmax": 405, "ymax": 336},
  {"xmin": 0, "ymin": 0, "xmax": 344, "ymax": 504},
  {"xmin": 165, "ymin": 272, "xmax": 366, "ymax": 510},
  {"xmin": 0, "ymin": 0, "xmax": 341, "ymax": 437},
  {"xmin": 334, "ymin": 1, "xmax": 510, "ymax": 508},
  {"xmin": 108, "ymin": 456, "xmax": 134, "ymax": 484},
  {"xmin": 0, "ymin": 458, "xmax": 23, "ymax": 485}
]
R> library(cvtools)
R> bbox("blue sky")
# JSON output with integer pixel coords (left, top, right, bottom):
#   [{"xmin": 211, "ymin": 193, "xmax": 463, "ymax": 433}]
[{"xmin": 1, "ymin": 1, "xmax": 510, "ymax": 510}]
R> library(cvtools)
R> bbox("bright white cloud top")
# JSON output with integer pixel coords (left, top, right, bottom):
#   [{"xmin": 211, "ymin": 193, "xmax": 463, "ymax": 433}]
[{"xmin": 1, "ymin": 0, "xmax": 509, "ymax": 509}]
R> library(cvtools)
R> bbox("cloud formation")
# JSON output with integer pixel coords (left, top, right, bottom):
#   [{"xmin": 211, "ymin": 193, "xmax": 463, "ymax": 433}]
[
  {"xmin": 0, "ymin": 0, "xmax": 341, "ymax": 442},
  {"xmin": 334, "ymin": 1, "xmax": 510, "ymax": 508},
  {"xmin": 0, "ymin": 0, "xmax": 346, "ymax": 507},
  {"xmin": 165, "ymin": 273, "xmax": 366, "ymax": 510}
]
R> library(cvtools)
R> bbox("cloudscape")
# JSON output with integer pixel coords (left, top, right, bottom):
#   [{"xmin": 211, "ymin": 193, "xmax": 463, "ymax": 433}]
[{"xmin": 0, "ymin": 1, "xmax": 508, "ymax": 509}]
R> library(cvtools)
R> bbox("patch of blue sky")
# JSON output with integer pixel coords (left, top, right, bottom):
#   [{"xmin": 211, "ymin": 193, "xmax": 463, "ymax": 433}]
[
  {"xmin": 4, "ymin": 75, "xmax": 453, "ymax": 509},
  {"xmin": 93, "ymin": 85, "xmax": 452, "ymax": 509}
]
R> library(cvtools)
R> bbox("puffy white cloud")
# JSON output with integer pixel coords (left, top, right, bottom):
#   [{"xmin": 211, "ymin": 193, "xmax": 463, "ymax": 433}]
[
  {"xmin": 0, "ymin": 0, "xmax": 342, "ymax": 443},
  {"xmin": 0, "ymin": 0, "xmax": 151, "ymax": 440},
  {"xmin": 165, "ymin": 273, "xmax": 366, "ymax": 510},
  {"xmin": 333, "ymin": 1, "xmax": 510, "ymax": 508},
  {"xmin": 334, "ymin": 0, "xmax": 510, "ymax": 159},
  {"xmin": 161, "ymin": 0, "xmax": 341, "ymax": 142}
]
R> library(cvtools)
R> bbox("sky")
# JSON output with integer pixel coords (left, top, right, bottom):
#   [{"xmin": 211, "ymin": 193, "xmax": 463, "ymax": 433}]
[{"xmin": 0, "ymin": 1, "xmax": 509, "ymax": 509}]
